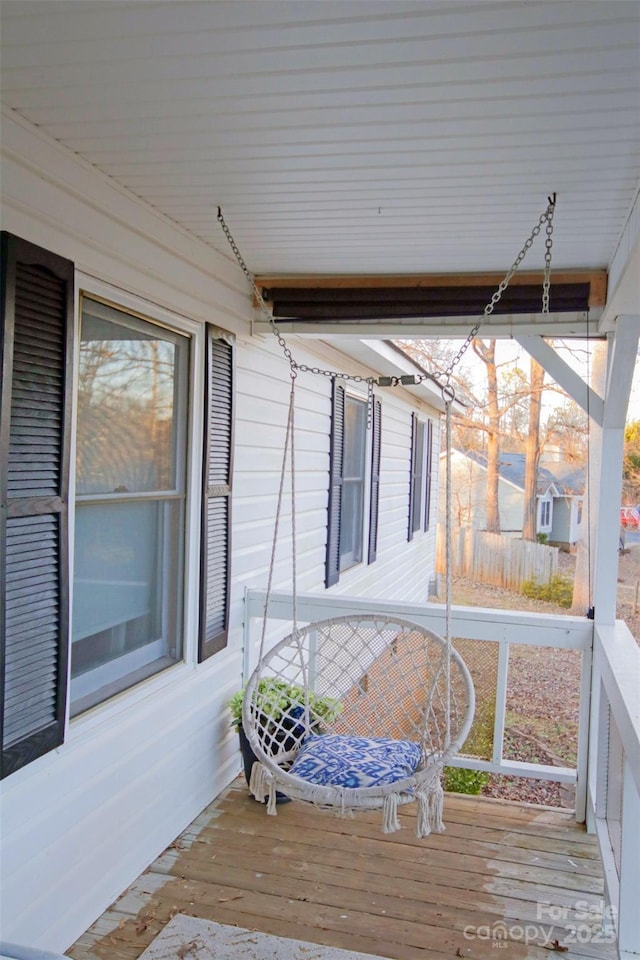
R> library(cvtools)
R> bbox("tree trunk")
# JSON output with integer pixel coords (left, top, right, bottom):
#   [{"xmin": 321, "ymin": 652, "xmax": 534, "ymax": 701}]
[
  {"xmin": 523, "ymin": 358, "xmax": 544, "ymax": 541},
  {"xmin": 480, "ymin": 339, "xmax": 501, "ymax": 533}
]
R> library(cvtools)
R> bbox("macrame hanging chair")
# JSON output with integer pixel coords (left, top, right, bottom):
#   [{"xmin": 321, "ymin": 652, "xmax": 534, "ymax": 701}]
[
  {"xmin": 240, "ymin": 374, "xmax": 475, "ymax": 837},
  {"xmin": 222, "ymin": 195, "xmax": 556, "ymax": 838},
  {"xmin": 243, "ymin": 611, "xmax": 475, "ymax": 836}
]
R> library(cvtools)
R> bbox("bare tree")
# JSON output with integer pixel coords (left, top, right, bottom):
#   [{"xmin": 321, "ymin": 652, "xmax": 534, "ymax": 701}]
[
  {"xmin": 398, "ymin": 336, "xmax": 591, "ymax": 548},
  {"xmin": 522, "ymin": 357, "xmax": 545, "ymax": 541},
  {"xmin": 472, "ymin": 338, "xmax": 502, "ymax": 533},
  {"xmin": 545, "ymin": 400, "xmax": 588, "ymax": 462}
]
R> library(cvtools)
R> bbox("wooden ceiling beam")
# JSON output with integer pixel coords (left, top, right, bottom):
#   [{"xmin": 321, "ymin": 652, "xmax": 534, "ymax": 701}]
[{"xmin": 255, "ymin": 269, "xmax": 607, "ymax": 309}]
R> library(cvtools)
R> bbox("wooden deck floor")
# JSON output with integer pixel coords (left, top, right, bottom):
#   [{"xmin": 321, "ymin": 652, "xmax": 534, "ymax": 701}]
[{"xmin": 70, "ymin": 779, "xmax": 616, "ymax": 960}]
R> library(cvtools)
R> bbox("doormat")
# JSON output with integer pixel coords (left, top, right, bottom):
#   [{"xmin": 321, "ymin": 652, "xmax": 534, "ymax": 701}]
[{"xmin": 139, "ymin": 914, "xmax": 385, "ymax": 960}]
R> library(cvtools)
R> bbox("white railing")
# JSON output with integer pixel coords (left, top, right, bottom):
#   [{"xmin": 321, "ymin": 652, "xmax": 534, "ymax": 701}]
[
  {"xmin": 244, "ymin": 590, "xmax": 593, "ymax": 809},
  {"xmin": 588, "ymin": 620, "xmax": 640, "ymax": 959}
]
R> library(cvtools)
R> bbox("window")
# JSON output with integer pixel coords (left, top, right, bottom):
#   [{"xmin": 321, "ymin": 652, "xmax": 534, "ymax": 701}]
[
  {"xmin": 540, "ymin": 499, "xmax": 551, "ymax": 528},
  {"xmin": 1, "ymin": 233, "xmax": 235, "ymax": 776},
  {"xmin": 408, "ymin": 414, "xmax": 434, "ymax": 540},
  {"xmin": 340, "ymin": 395, "xmax": 367, "ymax": 569},
  {"xmin": 325, "ymin": 382, "xmax": 381, "ymax": 587},
  {"xmin": 70, "ymin": 298, "xmax": 190, "ymax": 714}
]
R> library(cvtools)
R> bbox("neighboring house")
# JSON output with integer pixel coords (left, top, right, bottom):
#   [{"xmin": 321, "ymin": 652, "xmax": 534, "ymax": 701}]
[
  {"xmin": 441, "ymin": 449, "xmax": 584, "ymax": 549},
  {"xmin": 0, "ymin": 113, "xmax": 445, "ymax": 949}
]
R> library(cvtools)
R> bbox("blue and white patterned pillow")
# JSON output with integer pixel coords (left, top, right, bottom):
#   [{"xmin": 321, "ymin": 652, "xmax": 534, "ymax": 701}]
[{"xmin": 289, "ymin": 734, "xmax": 422, "ymax": 789}]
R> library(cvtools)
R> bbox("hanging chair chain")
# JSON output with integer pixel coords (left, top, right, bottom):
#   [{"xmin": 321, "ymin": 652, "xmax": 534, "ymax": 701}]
[
  {"xmin": 439, "ymin": 193, "xmax": 556, "ymax": 390},
  {"xmin": 217, "ymin": 194, "xmax": 556, "ymax": 402},
  {"xmin": 217, "ymin": 207, "xmax": 373, "ymax": 388}
]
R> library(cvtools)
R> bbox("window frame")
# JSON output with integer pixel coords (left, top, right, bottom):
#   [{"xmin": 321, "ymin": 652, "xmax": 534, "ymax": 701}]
[
  {"xmin": 325, "ymin": 381, "xmax": 380, "ymax": 587},
  {"xmin": 339, "ymin": 393, "xmax": 368, "ymax": 572},
  {"xmin": 68, "ymin": 296, "xmax": 195, "ymax": 720},
  {"xmin": 408, "ymin": 413, "xmax": 434, "ymax": 540},
  {"xmin": 539, "ymin": 497, "xmax": 552, "ymax": 530},
  {"xmin": 70, "ymin": 281, "xmax": 206, "ymax": 701},
  {"xmin": 69, "ymin": 292, "xmax": 196, "ymax": 715}
]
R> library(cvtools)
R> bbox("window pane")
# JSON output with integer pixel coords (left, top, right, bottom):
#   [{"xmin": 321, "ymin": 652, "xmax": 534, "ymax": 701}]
[
  {"xmin": 341, "ymin": 480, "xmax": 364, "ymax": 567},
  {"xmin": 343, "ymin": 399, "xmax": 366, "ymax": 478},
  {"xmin": 77, "ymin": 301, "xmax": 185, "ymax": 495},
  {"xmin": 340, "ymin": 397, "xmax": 366, "ymax": 570},
  {"xmin": 411, "ymin": 421, "xmax": 425, "ymax": 533},
  {"xmin": 71, "ymin": 301, "xmax": 188, "ymax": 714}
]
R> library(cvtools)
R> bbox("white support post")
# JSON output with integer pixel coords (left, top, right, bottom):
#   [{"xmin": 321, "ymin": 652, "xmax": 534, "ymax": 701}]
[{"xmin": 593, "ymin": 316, "xmax": 640, "ymax": 624}]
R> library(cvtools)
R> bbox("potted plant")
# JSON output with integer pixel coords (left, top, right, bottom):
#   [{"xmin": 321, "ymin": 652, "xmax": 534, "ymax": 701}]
[{"xmin": 228, "ymin": 677, "xmax": 342, "ymax": 795}]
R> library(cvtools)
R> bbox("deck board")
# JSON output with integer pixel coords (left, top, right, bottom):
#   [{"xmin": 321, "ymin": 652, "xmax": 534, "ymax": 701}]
[{"xmin": 68, "ymin": 779, "xmax": 616, "ymax": 960}]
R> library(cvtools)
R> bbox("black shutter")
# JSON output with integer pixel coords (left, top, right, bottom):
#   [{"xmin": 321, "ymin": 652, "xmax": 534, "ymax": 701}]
[
  {"xmin": 1, "ymin": 233, "xmax": 73, "ymax": 779},
  {"xmin": 199, "ymin": 328, "xmax": 234, "ymax": 661},
  {"xmin": 408, "ymin": 412, "xmax": 417, "ymax": 542},
  {"xmin": 367, "ymin": 396, "xmax": 382, "ymax": 564},
  {"xmin": 424, "ymin": 419, "xmax": 433, "ymax": 532},
  {"xmin": 325, "ymin": 379, "xmax": 345, "ymax": 587}
]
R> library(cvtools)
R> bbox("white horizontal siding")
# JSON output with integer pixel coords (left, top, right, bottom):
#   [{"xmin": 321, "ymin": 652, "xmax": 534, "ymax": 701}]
[
  {"xmin": 1, "ymin": 656, "xmax": 242, "ymax": 948},
  {"xmin": 232, "ymin": 333, "xmax": 441, "ymax": 609}
]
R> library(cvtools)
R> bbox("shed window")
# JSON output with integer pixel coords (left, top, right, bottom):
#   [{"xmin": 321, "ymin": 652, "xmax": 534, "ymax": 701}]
[{"xmin": 540, "ymin": 499, "xmax": 552, "ymax": 528}]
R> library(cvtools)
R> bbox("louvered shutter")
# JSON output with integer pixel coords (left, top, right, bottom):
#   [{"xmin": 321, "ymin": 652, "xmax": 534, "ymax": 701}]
[
  {"xmin": 408, "ymin": 413, "xmax": 417, "ymax": 542},
  {"xmin": 1, "ymin": 233, "xmax": 73, "ymax": 779},
  {"xmin": 199, "ymin": 327, "xmax": 234, "ymax": 661},
  {"xmin": 424, "ymin": 419, "xmax": 433, "ymax": 532},
  {"xmin": 367, "ymin": 397, "xmax": 382, "ymax": 564},
  {"xmin": 325, "ymin": 380, "xmax": 345, "ymax": 587}
]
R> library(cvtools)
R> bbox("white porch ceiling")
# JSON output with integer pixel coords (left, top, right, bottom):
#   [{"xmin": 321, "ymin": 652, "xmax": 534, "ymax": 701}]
[{"xmin": 1, "ymin": 0, "xmax": 639, "ymax": 279}]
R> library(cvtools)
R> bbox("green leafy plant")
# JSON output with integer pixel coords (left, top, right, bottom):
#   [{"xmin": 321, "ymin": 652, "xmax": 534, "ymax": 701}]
[
  {"xmin": 536, "ymin": 532, "xmax": 549, "ymax": 545},
  {"xmin": 521, "ymin": 575, "xmax": 572, "ymax": 608},
  {"xmin": 228, "ymin": 677, "xmax": 342, "ymax": 730},
  {"xmin": 443, "ymin": 766, "xmax": 490, "ymax": 795}
]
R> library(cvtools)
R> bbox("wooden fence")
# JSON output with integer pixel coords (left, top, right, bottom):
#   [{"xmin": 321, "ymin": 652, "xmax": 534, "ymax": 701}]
[{"xmin": 436, "ymin": 524, "xmax": 559, "ymax": 591}]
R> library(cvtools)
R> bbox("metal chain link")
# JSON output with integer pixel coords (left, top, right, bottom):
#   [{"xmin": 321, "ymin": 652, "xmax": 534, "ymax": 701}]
[
  {"xmin": 441, "ymin": 193, "xmax": 556, "ymax": 387},
  {"xmin": 218, "ymin": 206, "xmax": 374, "ymax": 388},
  {"xmin": 542, "ymin": 194, "xmax": 556, "ymax": 315},
  {"xmin": 217, "ymin": 195, "xmax": 556, "ymax": 403}
]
